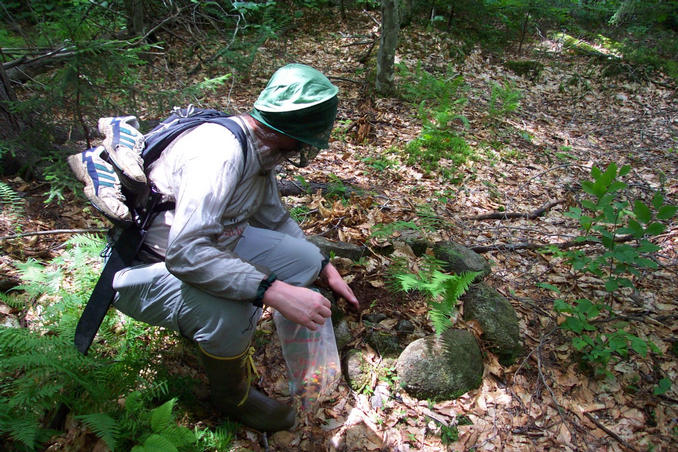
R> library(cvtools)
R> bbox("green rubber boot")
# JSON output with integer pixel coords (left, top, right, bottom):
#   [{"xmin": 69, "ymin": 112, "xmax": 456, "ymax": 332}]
[{"xmin": 200, "ymin": 346, "xmax": 296, "ymax": 432}]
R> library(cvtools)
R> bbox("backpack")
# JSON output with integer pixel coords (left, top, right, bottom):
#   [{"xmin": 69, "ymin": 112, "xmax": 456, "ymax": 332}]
[{"xmin": 71, "ymin": 106, "xmax": 248, "ymax": 355}]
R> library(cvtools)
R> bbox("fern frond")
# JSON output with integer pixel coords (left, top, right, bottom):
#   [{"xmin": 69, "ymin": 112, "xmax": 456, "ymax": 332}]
[
  {"xmin": 76, "ymin": 413, "xmax": 120, "ymax": 451},
  {"xmin": 4, "ymin": 417, "xmax": 42, "ymax": 449},
  {"xmin": 396, "ymin": 273, "xmax": 421, "ymax": 292},
  {"xmin": 443, "ymin": 271, "xmax": 480, "ymax": 304},
  {"xmin": 429, "ymin": 306, "xmax": 453, "ymax": 336},
  {"xmin": 0, "ymin": 292, "xmax": 25, "ymax": 309},
  {"xmin": 0, "ymin": 182, "xmax": 25, "ymax": 232}
]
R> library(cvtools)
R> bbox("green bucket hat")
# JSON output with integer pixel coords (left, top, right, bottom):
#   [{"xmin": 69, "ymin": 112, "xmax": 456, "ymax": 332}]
[{"xmin": 251, "ymin": 63, "xmax": 339, "ymax": 149}]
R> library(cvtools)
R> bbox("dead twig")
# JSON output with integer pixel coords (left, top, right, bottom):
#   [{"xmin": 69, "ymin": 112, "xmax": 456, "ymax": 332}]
[
  {"xmin": 464, "ymin": 199, "xmax": 565, "ymax": 221},
  {"xmin": 0, "ymin": 228, "xmax": 107, "ymax": 241},
  {"xmin": 583, "ymin": 412, "xmax": 639, "ymax": 452},
  {"xmin": 470, "ymin": 234, "xmax": 634, "ymax": 253},
  {"xmin": 535, "ymin": 329, "xmax": 579, "ymax": 445}
]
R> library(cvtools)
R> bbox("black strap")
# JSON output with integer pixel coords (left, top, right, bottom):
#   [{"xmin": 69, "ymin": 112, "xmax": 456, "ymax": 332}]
[{"xmin": 74, "ymin": 227, "xmax": 143, "ymax": 355}]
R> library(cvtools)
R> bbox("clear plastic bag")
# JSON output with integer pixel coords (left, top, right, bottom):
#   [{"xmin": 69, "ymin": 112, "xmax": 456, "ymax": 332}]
[{"xmin": 273, "ymin": 311, "xmax": 341, "ymax": 411}]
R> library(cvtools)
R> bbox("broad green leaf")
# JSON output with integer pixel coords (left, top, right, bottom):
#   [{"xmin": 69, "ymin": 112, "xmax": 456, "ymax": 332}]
[
  {"xmin": 537, "ymin": 282, "xmax": 560, "ymax": 293},
  {"xmin": 619, "ymin": 165, "xmax": 631, "ymax": 176},
  {"xmin": 645, "ymin": 222, "xmax": 666, "ymax": 236},
  {"xmin": 608, "ymin": 181, "xmax": 627, "ymax": 193},
  {"xmin": 562, "ymin": 316, "xmax": 584, "ymax": 333},
  {"xmin": 605, "ymin": 279, "xmax": 618, "ymax": 292},
  {"xmin": 629, "ymin": 336, "xmax": 648, "ymax": 357},
  {"xmin": 652, "ymin": 192, "xmax": 664, "ymax": 210},
  {"xmin": 572, "ymin": 336, "xmax": 589, "ymax": 351},
  {"xmin": 142, "ymin": 434, "xmax": 178, "ymax": 452},
  {"xmin": 612, "ymin": 245, "xmax": 637, "ymax": 263},
  {"xmin": 657, "ymin": 205, "xmax": 677, "ymax": 220},
  {"xmin": 564, "ymin": 207, "xmax": 582, "ymax": 219},
  {"xmin": 553, "ymin": 299, "xmax": 572, "ymax": 313},
  {"xmin": 590, "ymin": 166, "xmax": 601, "ymax": 179},
  {"xmin": 635, "ymin": 257, "xmax": 658, "ymax": 269},
  {"xmin": 633, "ymin": 200, "xmax": 651, "ymax": 224},
  {"xmin": 150, "ymin": 399, "xmax": 175, "ymax": 433},
  {"xmin": 653, "ymin": 378, "xmax": 671, "ymax": 395},
  {"xmin": 624, "ymin": 219, "xmax": 644, "ymax": 238},
  {"xmin": 581, "ymin": 199, "xmax": 597, "ymax": 211},
  {"xmin": 618, "ymin": 278, "xmax": 634, "ymax": 288}
]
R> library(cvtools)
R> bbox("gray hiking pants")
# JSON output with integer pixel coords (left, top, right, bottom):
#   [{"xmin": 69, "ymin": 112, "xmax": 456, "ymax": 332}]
[{"xmin": 112, "ymin": 225, "xmax": 323, "ymax": 357}]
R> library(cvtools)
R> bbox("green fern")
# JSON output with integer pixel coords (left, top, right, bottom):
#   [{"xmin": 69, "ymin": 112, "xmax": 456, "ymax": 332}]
[
  {"xmin": 396, "ymin": 269, "xmax": 480, "ymax": 336},
  {"xmin": 0, "ymin": 181, "xmax": 25, "ymax": 232},
  {"xmin": 76, "ymin": 413, "xmax": 120, "ymax": 451}
]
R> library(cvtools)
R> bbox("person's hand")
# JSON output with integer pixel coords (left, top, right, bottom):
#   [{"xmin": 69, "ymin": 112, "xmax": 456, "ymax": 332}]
[
  {"xmin": 262, "ymin": 280, "xmax": 332, "ymax": 330},
  {"xmin": 319, "ymin": 263, "xmax": 360, "ymax": 310}
]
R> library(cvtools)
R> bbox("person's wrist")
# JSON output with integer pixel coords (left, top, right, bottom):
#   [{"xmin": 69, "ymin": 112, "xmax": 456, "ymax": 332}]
[{"xmin": 254, "ymin": 273, "xmax": 278, "ymax": 307}]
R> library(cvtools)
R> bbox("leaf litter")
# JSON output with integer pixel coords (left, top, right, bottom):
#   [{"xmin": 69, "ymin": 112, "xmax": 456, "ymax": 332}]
[{"xmin": 1, "ymin": 10, "xmax": 676, "ymax": 452}]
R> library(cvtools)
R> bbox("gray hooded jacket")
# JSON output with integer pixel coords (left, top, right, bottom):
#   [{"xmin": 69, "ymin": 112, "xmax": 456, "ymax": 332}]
[{"xmin": 140, "ymin": 116, "xmax": 306, "ymax": 302}]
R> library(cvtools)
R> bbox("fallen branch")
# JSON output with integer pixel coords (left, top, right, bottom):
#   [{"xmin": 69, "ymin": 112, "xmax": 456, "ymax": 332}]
[
  {"xmin": 583, "ymin": 412, "xmax": 639, "ymax": 452},
  {"xmin": 464, "ymin": 199, "xmax": 565, "ymax": 221},
  {"xmin": 0, "ymin": 228, "xmax": 107, "ymax": 241},
  {"xmin": 470, "ymin": 234, "xmax": 634, "ymax": 253}
]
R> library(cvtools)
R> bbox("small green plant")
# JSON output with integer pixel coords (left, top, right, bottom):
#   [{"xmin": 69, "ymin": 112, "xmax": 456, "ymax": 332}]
[
  {"xmin": 546, "ymin": 163, "xmax": 676, "ymax": 377},
  {"xmin": 0, "ymin": 181, "xmax": 25, "ymax": 232},
  {"xmin": 289, "ymin": 205, "xmax": 312, "ymax": 224},
  {"xmin": 0, "ymin": 235, "xmax": 198, "ymax": 451},
  {"xmin": 325, "ymin": 173, "xmax": 350, "ymax": 200},
  {"xmin": 378, "ymin": 366, "xmax": 399, "ymax": 389},
  {"xmin": 370, "ymin": 221, "xmax": 420, "ymax": 239},
  {"xmin": 396, "ymin": 267, "xmax": 479, "ymax": 336},
  {"xmin": 362, "ymin": 155, "xmax": 398, "ymax": 172},
  {"xmin": 488, "ymin": 81, "xmax": 522, "ymax": 119},
  {"xmin": 194, "ymin": 422, "xmax": 237, "ymax": 451},
  {"xmin": 440, "ymin": 424, "xmax": 459, "ymax": 445},
  {"xmin": 397, "ymin": 63, "xmax": 473, "ymax": 181}
]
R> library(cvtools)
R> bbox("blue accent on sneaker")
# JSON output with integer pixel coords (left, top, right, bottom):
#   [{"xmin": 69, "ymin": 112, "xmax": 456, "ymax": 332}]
[{"xmin": 84, "ymin": 149, "xmax": 117, "ymax": 195}]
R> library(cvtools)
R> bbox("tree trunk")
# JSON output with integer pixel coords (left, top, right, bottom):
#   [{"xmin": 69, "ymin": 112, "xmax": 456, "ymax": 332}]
[
  {"xmin": 399, "ymin": 0, "xmax": 412, "ymax": 27},
  {"xmin": 376, "ymin": 0, "xmax": 400, "ymax": 95},
  {"xmin": 0, "ymin": 62, "xmax": 21, "ymax": 136},
  {"xmin": 123, "ymin": 0, "xmax": 145, "ymax": 37}
]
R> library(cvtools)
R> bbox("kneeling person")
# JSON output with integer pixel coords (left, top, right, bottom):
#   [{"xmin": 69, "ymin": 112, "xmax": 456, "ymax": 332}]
[{"xmin": 112, "ymin": 64, "xmax": 359, "ymax": 432}]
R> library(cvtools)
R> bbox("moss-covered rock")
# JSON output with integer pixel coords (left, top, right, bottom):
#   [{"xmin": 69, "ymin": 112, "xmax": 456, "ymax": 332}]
[
  {"xmin": 307, "ymin": 235, "xmax": 364, "ymax": 261},
  {"xmin": 461, "ymin": 282, "xmax": 522, "ymax": 365},
  {"xmin": 433, "ymin": 241, "xmax": 491, "ymax": 279},
  {"xmin": 396, "ymin": 329, "xmax": 483, "ymax": 401},
  {"xmin": 366, "ymin": 330, "xmax": 403, "ymax": 357},
  {"xmin": 504, "ymin": 60, "xmax": 544, "ymax": 80},
  {"xmin": 344, "ymin": 349, "xmax": 371, "ymax": 391}
]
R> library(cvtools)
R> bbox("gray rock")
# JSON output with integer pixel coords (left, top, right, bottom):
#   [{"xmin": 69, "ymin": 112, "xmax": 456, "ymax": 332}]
[
  {"xmin": 366, "ymin": 329, "xmax": 402, "ymax": 357},
  {"xmin": 344, "ymin": 349, "xmax": 371, "ymax": 391},
  {"xmin": 363, "ymin": 313, "xmax": 387, "ymax": 324},
  {"xmin": 334, "ymin": 318, "xmax": 352, "ymax": 350},
  {"xmin": 307, "ymin": 235, "xmax": 364, "ymax": 261},
  {"xmin": 396, "ymin": 329, "xmax": 483, "ymax": 401},
  {"xmin": 461, "ymin": 282, "xmax": 522, "ymax": 365},
  {"xmin": 396, "ymin": 319, "xmax": 414, "ymax": 334},
  {"xmin": 433, "ymin": 241, "xmax": 491, "ymax": 278},
  {"xmin": 370, "ymin": 383, "xmax": 390, "ymax": 410},
  {"xmin": 395, "ymin": 229, "xmax": 430, "ymax": 257}
]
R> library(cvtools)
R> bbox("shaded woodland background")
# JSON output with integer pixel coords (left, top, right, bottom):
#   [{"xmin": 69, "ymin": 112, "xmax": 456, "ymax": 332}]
[{"xmin": 1, "ymin": 1, "xmax": 677, "ymax": 451}]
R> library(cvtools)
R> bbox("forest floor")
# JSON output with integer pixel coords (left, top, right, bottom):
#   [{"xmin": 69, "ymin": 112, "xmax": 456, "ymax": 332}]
[{"xmin": 1, "ymin": 10, "xmax": 677, "ymax": 452}]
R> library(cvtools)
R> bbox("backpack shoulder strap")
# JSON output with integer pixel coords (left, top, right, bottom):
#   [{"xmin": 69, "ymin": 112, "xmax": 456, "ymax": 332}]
[{"xmin": 142, "ymin": 107, "xmax": 248, "ymax": 169}]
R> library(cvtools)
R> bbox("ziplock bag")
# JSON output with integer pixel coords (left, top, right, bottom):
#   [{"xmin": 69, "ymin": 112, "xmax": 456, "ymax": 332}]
[{"xmin": 273, "ymin": 310, "xmax": 341, "ymax": 411}]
